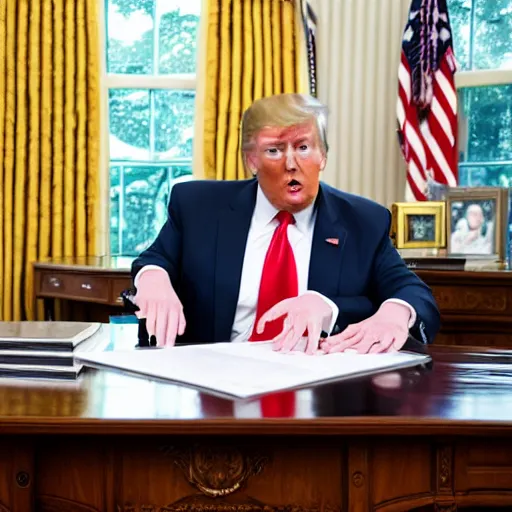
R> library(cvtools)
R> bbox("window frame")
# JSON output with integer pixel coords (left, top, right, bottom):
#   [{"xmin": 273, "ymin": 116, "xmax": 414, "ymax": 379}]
[
  {"xmin": 452, "ymin": 0, "xmax": 512, "ymax": 187},
  {"xmin": 98, "ymin": 0, "xmax": 199, "ymax": 257},
  {"xmin": 456, "ymin": 69, "xmax": 512, "ymax": 88}
]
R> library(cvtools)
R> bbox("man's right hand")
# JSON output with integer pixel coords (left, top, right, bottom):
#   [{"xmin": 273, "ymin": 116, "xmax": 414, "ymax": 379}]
[{"xmin": 134, "ymin": 269, "xmax": 186, "ymax": 346}]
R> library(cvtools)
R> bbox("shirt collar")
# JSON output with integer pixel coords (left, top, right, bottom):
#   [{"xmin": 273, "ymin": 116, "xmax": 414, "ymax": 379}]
[{"xmin": 253, "ymin": 185, "xmax": 316, "ymax": 233}]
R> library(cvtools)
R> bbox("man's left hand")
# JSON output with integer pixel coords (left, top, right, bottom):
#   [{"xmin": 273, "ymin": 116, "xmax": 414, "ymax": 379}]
[
  {"xmin": 255, "ymin": 294, "xmax": 333, "ymax": 354},
  {"xmin": 321, "ymin": 302, "xmax": 410, "ymax": 354}
]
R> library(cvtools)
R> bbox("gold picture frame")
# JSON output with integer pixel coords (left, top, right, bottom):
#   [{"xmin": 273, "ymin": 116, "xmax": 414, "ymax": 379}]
[
  {"xmin": 390, "ymin": 201, "xmax": 446, "ymax": 249},
  {"xmin": 445, "ymin": 186, "xmax": 509, "ymax": 260}
]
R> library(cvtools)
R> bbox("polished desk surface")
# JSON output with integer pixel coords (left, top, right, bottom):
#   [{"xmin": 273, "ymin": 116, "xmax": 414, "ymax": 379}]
[{"xmin": 0, "ymin": 325, "xmax": 511, "ymax": 436}]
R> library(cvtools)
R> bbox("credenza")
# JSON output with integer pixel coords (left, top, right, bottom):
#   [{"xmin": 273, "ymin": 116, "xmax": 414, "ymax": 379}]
[
  {"xmin": 33, "ymin": 258, "xmax": 512, "ymax": 347},
  {"xmin": 0, "ymin": 326, "xmax": 512, "ymax": 511},
  {"xmin": 415, "ymin": 268, "xmax": 512, "ymax": 347}
]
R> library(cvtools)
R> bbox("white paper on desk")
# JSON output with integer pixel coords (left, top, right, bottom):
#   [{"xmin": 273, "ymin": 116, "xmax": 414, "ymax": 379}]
[{"xmin": 77, "ymin": 341, "xmax": 431, "ymax": 399}]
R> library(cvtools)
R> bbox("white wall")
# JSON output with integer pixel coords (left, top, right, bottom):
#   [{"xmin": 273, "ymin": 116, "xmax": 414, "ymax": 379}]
[{"xmin": 311, "ymin": 0, "xmax": 411, "ymax": 208}]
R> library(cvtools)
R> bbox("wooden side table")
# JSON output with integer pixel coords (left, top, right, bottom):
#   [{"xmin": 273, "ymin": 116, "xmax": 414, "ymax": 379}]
[{"xmin": 33, "ymin": 257, "xmax": 133, "ymax": 321}]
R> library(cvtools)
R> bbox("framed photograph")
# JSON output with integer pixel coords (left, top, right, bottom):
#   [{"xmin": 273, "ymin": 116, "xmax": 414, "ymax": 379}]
[
  {"xmin": 446, "ymin": 187, "xmax": 509, "ymax": 260},
  {"xmin": 391, "ymin": 202, "xmax": 446, "ymax": 249}
]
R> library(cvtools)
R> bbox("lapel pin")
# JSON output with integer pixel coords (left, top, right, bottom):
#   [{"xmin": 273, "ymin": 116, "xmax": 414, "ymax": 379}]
[{"xmin": 325, "ymin": 238, "xmax": 339, "ymax": 246}]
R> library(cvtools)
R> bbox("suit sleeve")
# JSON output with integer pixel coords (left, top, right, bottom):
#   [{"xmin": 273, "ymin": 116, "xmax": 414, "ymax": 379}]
[
  {"xmin": 367, "ymin": 210, "xmax": 441, "ymax": 343},
  {"xmin": 131, "ymin": 186, "xmax": 183, "ymax": 289},
  {"xmin": 321, "ymin": 210, "xmax": 440, "ymax": 343}
]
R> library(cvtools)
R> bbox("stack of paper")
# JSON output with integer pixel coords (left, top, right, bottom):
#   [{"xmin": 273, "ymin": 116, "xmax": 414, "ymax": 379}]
[
  {"xmin": 77, "ymin": 341, "xmax": 431, "ymax": 399},
  {"xmin": 0, "ymin": 322, "xmax": 104, "ymax": 380}
]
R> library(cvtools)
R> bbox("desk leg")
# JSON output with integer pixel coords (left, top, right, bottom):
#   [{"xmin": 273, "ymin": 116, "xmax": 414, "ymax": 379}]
[
  {"xmin": 44, "ymin": 298, "xmax": 55, "ymax": 321},
  {"xmin": 348, "ymin": 444, "xmax": 369, "ymax": 512}
]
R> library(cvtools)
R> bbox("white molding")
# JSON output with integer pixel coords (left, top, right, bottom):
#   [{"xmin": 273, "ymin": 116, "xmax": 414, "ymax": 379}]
[
  {"xmin": 455, "ymin": 69, "xmax": 512, "ymax": 89},
  {"xmin": 191, "ymin": 0, "xmax": 209, "ymax": 179},
  {"xmin": 98, "ymin": 0, "xmax": 110, "ymax": 257},
  {"xmin": 105, "ymin": 74, "xmax": 197, "ymax": 90}
]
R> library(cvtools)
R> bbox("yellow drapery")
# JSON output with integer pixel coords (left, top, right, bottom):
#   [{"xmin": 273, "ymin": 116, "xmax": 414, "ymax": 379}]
[
  {"xmin": 0, "ymin": 0, "xmax": 100, "ymax": 321},
  {"xmin": 201, "ymin": 0, "xmax": 309, "ymax": 181}
]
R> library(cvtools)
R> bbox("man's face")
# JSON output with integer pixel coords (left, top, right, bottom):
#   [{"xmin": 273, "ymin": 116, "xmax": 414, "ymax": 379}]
[
  {"xmin": 466, "ymin": 204, "xmax": 484, "ymax": 230},
  {"xmin": 247, "ymin": 121, "xmax": 326, "ymax": 213}
]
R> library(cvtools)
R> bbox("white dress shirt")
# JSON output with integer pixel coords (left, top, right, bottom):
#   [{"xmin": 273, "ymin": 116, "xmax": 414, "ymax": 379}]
[
  {"xmin": 135, "ymin": 185, "xmax": 416, "ymax": 341},
  {"xmin": 230, "ymin": 185, "xmax": 338, "ymax": 342}
]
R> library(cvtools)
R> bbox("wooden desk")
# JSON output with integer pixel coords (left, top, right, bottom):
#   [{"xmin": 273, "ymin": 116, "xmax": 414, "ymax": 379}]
[
  {"xmin": 0, "ymin": 326, "xmax": 512, "ymax": 511},
  {"xmin": 34, "ymin": 258, "xmax": 512, "ymax": 347}
]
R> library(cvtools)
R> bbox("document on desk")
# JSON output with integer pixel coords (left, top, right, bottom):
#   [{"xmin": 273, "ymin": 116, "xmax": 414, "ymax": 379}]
[{"xmin": 77, "ymin": 341, "xmax": 431, "ymax": 399}]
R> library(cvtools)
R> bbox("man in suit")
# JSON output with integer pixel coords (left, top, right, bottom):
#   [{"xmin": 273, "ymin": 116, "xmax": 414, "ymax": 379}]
[{"xmin": 131, "ymin": 93, "xmax": 440, "ymax": 354}]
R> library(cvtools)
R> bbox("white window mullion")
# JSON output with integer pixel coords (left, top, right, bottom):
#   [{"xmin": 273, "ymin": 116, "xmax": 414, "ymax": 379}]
[
  {"xmin": 105, "ymin": 74, "xmax": 197, "ymax": 90},
  {"xmin": 98, "ymin": 0, "xmax": 110, "ymax": 256},
  {"xmin": 150, "ymin": 90, "xmax": 156, "ymax": 160},
  {"xmin": 456, "ymin": 70, "xmax": 512, "ymax": 89},
  {"xmin": 119, "ymin": 164, "xmax": 125, "ymax": 256}
]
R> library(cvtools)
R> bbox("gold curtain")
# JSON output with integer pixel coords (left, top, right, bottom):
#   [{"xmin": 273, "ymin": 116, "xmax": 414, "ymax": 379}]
[
  {"xmin": 202, "ymin": 0, "xmax": 307, "ymax": 181},
  {"xmin": 0, "ymin": 0, "xmax": 100, "ymax": 321}
]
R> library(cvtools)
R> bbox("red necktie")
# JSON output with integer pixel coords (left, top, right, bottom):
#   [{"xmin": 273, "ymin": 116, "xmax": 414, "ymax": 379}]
[
  {"xmin": 259, "ymin": 391, "xmax": 296, "ymax": 417},
  {"xmin": 249, "ymin": 211, "xmax": 298, "ymax": 341}
]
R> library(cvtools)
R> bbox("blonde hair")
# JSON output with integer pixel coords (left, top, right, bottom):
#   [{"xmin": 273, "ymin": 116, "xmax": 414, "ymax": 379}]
[{"xmin": 240, "ymin": 93, "xmax": 329, "ymax": 172}]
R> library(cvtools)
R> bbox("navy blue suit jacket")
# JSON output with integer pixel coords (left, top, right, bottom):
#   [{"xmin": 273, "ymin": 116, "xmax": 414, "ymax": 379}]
[{"xmin": 132, "ymin": 179, "xmax": 440, "ymax": 345}]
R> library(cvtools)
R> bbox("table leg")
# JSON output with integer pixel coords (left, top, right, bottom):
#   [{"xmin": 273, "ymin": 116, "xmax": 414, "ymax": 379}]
[{"xmin": 44, "ymin": 298, "xmax": 55, "ymax": 321}]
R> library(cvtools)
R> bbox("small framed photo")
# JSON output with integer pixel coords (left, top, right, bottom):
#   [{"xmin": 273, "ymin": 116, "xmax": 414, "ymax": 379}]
[
  {"xmin": 391, "ymin": 202, "xmax": 446, "ymax": 249},
  {"xmin": 446, "ymin": 187, "xmax": 509, "ymax": 260}
]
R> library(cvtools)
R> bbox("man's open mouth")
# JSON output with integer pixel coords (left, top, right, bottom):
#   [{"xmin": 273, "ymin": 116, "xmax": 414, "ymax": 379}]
[{"xmin": 288, "ymin": 179, "xmax": 301, "ymax": 192}]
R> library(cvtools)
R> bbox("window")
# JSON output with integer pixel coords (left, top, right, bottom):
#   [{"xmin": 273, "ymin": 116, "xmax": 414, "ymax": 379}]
[
  {"xmin": 104, "ymin": 0, "xmax": 201, "ymax": 256},
  {"xmin": 447, "ymin": 0, "xmax": 512, "ymax": 187}
]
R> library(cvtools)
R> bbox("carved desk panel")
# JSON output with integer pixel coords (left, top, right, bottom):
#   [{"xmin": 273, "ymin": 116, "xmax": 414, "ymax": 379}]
[{"xmin": 1, "ymin": 435, "xmax": 512, "ymax": 512}]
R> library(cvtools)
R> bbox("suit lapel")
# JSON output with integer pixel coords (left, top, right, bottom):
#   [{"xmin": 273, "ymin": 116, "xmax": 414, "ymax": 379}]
[
  {"xmin": 308, "ymin": 183, "xmax": 348, "ymax": 299},
  {"xmin": 214, "ymin": 180, "xmax": 257, "ymax": 341}
]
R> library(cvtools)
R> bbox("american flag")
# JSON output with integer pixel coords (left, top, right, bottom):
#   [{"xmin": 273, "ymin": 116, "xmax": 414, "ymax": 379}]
[
  {"xmin": 397, "ymin": 0, "xmax": 459, "ymax": 201},
  {"xmin": 299, "ymin": 0, "xmax": 318, "ymax": 97}
]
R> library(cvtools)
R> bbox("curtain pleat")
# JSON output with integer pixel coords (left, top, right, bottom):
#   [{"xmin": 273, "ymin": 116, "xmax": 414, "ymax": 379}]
[
  {"xmin": 52, "ymin": 0, "xmax": 64, "ymax": 260},
  {"xmin": 85, "ymin": 0, "xmax": 100, "ymax": 256},
  {"xmin": 25, "ymin": 0, "xmax": 42, "ymax": 320},
  {"xmin": 203, "ymin": 0, "xmax": 307, "ymax": 181},
  {"xmin": 3, "ymin": 0, "xmax": 16, "ymax": 321},
  {"xmin": 76, "ymin": 0, "xmax": 87, "ymax": 256},
  {"xmin": 253, "ymin": 0, "xmax": 264, "ymax": 100},
  {"xmin": 38, "ymin": 0, "xmax": 53, "ymax": 320},
  {"xmin": 0, "ymin": 2, "xmax": 7, "ymax": 316},
  {"xmin": 271, "ymin": 1, "xmax": 283, "ymax": 94},
  {"xmin": 281, "ymin": 0, "xmax": 295, "ymax": 93},
  {"xmin": 0, "ymin": 0, "xmax": 100, "ymax": 321},
  {"xmin": 64, "ymin": 0, "xmax": 76, "ymax": 257},
  {"xmin": 224, "ymin": 0, "xmax": 243, "ymax": 179},
  {"xmin": 13, "ymin": 0, "xmax": 28, "ymax": 321},
  {"xmin": 312, "ymin": 0, "xmax": 411, "ymax": 207},
  {"xmin": 0, "ymin": 0, "xmax": 6, "ymax": 320},
  {"xmin": 215, "ymin": 0, "xmax": 232, "ymax": 180},
  {"xmin": 240, "ymin": 0, "xmax": 255, "ymax": 173}
]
